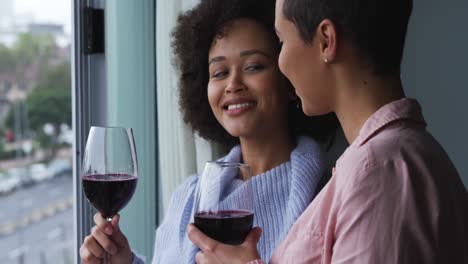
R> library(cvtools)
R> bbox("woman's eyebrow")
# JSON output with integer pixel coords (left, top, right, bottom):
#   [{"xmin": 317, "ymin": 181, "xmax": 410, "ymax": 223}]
[
  {"xmin": 240, "ymin": 49, "xmax": 271, "ymax": 58},
  {"xmin": 209, "ymin": 50, "xmax": 271, "ymax": 65},
  {"xmin": 208, "ymin": 56, "xmax": 226, "ymax": 65}
]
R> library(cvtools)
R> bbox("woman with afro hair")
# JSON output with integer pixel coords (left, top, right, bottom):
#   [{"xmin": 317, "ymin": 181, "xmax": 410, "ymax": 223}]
[{"xmin": 79, "ymin": 0, "xmax": 340, "ymax": 263}]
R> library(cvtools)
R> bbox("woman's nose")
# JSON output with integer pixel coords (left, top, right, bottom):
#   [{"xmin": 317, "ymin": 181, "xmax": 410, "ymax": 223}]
[{"xmin": 225, "ymin": 71, "xmax": 245, "ymax": 94}]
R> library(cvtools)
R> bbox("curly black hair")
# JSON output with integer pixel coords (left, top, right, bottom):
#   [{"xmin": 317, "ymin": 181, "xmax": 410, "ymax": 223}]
[{"xmin": 172, "ymin": 0, "xmax": 339, "ymax": 148}]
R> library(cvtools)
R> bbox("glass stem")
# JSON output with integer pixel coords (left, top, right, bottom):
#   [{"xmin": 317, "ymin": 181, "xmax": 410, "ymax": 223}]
[
  {"xmin": 104, "ymin": 253, "xmax": 110, "ymax": 264},
  {"xmin": 104, "ymin": 217, "xmax": 113, "ymax": 263}
]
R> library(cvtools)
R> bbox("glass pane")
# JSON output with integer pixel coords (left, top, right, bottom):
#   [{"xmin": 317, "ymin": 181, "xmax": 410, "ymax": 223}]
[
  {"xmin": 105, "ymin": 0, "xmax": 157, "ymax": 260},
  {"xmin": 0, "ymin": 0, "xmax": 73, "ymax": 263}
]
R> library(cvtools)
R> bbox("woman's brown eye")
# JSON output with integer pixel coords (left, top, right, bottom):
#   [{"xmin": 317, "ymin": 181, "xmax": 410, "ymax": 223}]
[
  {"xmin": 245, "ymin": 64, "xmax": 264, "ymax": 71},
  {"xmin": 212, "ymin": 70, "xmax": 228, "ymax": 78}
]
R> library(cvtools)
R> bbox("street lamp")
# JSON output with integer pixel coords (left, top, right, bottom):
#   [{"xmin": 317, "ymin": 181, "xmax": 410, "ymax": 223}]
[
  {"xmin": 6, "ymin": 86, "xmax": 27, "ymax": 159},
  {"xmin": 4, "ymin": 86, "xmax": 29, "ymax": 264}
]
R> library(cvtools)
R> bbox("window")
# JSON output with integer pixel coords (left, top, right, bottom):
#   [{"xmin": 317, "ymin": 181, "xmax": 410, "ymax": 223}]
[
  {"xmin": 74, "ymin": 0, "xmax": 157, "ymax": 262},
  {"xmin": 0, "ymin": 0, "xmax": 73, "ymax": 263},
  {"xmin": 74, "ymin": 0, "xmax": 214, "ymax": 262}
]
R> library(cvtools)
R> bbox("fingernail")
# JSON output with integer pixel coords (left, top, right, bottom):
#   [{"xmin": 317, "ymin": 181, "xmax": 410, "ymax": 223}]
[{"xmin": 105, "ymin": 226, "xmax": 113, "ymax": 235}]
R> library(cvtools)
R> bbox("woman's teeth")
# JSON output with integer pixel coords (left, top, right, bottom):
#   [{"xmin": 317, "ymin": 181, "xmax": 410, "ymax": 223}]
[{"xmin": 227, "ymin": 102, "xmax": 255, "ymax": 110}]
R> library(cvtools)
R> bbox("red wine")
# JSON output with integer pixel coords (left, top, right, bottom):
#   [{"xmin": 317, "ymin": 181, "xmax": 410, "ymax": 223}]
[
  {"xmin": 194, "ymin": 210, "xmax": 254, "ymax": 245},
  {"xmin": 82, "ymin": 174, "xmax": 137, "ymax": 218}
]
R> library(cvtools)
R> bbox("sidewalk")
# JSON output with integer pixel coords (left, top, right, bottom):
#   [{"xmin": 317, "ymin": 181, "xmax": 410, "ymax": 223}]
[
  {"xmin": 0, "ymin": 156, "xmax": 38, "ymax": 170},
  {"xmin": 0, "ymin": 147, "xmax": 71, "ymax": 170}
]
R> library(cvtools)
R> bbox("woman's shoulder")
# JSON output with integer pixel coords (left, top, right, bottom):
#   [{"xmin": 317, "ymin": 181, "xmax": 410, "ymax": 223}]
[
  {"xmin": 293, "ymin": 130, "xmax": 348, "ymax": 167},
  {"xmin": 288, "ymin": 136, "xmax": 326, "ymax": 183},
  {"xmin": 289, "ymin": 136, "xmax": 337, "ymax": 186},
  {"xmin": 170, "ymin": 174, "xmax": 199, "ymax": 202},
  {"xmin": 158, "ymin": 175, "xmax": 199, "ymax": 229},
  {"xmin": 292, "ymin": 136, "xmax": 324, "ymax": 159},
  {"xmin": 154, "ymin": 175, "xmax": 200, "ymax": 263}
]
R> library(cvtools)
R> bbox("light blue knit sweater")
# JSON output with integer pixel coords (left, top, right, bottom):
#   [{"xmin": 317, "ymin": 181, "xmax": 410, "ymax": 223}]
[{"xmin": 132, "ymin": 136, "xmax": 324, "ymax": 264}]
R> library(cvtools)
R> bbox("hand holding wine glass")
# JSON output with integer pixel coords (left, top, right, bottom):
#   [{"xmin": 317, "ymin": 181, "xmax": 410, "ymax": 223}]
[
  {"xmin": 193, "ymin": 161, "xmax": 254, "ymax": 245},
  {"xmin": 189, "ymin": 161, "xmax": 261, "ymax": 263},
  {"xmin": 81, "ymin": 213, "xmax": 132, "ymax": 264},
  {"xmin": 79, "ymin": 126, "xmax": 138, "ymax": 264}
]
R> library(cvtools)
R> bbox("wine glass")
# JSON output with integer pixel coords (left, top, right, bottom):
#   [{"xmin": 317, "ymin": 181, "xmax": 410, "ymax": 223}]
[
  {"xmin": 81, "ymin": 126, "xmax": 138, "ymax": 223},
  {"xmin": 193, "ymin": 161, "xmax": 254, "ymax": 245}
]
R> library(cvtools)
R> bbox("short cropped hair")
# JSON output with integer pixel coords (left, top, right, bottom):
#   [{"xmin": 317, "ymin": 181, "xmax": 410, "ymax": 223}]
[{"xmin": 282, "ymin": 0, "xmax": 413, "ymax": 75}]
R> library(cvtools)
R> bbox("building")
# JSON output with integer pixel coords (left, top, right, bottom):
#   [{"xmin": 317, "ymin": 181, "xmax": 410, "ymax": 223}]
[{"xmin": 0, "ymin": 0, "xmax": 14, "ymax": 27}]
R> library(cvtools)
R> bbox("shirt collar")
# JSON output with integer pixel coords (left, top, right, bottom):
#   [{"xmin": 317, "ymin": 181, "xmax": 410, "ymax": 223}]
[{"xmin": 355, "ymin": 98, "xmax": 427, "ymax": 146}]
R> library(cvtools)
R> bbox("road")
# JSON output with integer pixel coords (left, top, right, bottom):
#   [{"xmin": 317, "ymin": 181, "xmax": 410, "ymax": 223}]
[
  {"xmin": 0, "ymin": 177, "xmax": 72, "ymax": 224},
  {"xmin": 0, "ymin": 176, "xmax": 74, "ymax": 264}
]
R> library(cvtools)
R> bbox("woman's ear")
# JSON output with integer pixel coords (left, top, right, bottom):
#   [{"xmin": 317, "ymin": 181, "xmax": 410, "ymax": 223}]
[{"xmin": 317, "ymin": 19, "xmax": 337, "ymax": 63}]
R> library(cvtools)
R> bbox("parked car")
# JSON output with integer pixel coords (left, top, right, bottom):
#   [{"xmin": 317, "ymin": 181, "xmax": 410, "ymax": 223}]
[
  {"xmin": 57, "ymin": 129, "xmax": 73, "ymax": 145},
  {"xmin": 30, "ymin": 163, "xmax": 53, "ymax": 183},
  {"xmin": 48, "ymin": 159, "xmax": 72, "ymax": 177},
  {"xmin": 0, "ymin": 172, "xmax": 21, "ymax": 195},
  {"xmin": 7, "ymin": 167, "xmax": 34, "ymax": 187}
]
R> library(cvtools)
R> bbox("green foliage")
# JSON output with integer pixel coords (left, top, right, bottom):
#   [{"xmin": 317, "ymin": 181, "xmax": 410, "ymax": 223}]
[
  {"xmin": 4, "ymin": 63, "xmax": 71, "ymax": 132},
  {"xmin": 0, "ymin": 141, "xmax": 19, "ymax": 160},
  {"xmin": 0, "ymin": 32, "xmax": 57, "ymax": 89},
  {"xmin": 0, "ymin": 150, "xmax": 16, "ymax": 160},
  {"xmin": 4, "ymin": 108, "xmax": 13, "ymax": 130},
  {"xmin": 12, "ymin": 33, "xmax": 55, "ymax": 68},
  {"xmin": 26, "ymin": 63, "xmax": 71, "ymax": 131},
  {"xmin": 1, "ymin": 33, "xmax": 70, "ymax": 159},
  {"xmin": 36, "ymin": 62, "xmax": 71, "ymax": 91},
  {"xmin": 0, "ymin": 44, "xmax": 15, "ymax": 72},
  {"xmin": 36, "ymin": 130, "xmax": 53, "ymax": 149}
]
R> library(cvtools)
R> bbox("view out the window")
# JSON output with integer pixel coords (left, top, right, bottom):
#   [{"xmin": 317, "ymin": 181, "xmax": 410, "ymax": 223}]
[{"xmin": 0, "ymin": 0, "xmax": 73, "ymax": 263}]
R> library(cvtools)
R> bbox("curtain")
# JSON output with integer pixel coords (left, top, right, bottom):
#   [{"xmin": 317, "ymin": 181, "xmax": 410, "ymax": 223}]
[{"xmin": 156, "ymin": 0, "xmax": 223, "ymax": 221}]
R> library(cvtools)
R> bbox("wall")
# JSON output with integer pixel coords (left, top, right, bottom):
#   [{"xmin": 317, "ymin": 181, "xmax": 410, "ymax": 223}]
[{"xmin": 402, "ymin": 0, "xmax": 468, "ymax": 187}]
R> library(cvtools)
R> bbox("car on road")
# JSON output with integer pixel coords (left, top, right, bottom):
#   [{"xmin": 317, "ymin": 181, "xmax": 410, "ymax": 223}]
[
  {"xmin": 30, "ymin": 163, "xmax": 53, "ymax": 183},
  {"xmin": 0, "ymin": 172, "xmax": 21, "ymax": 195},
  {"xmin": 48, "ymin": 159, "xmax": 72, "ymax": 177},
  {"xmin": 7, "ymin": 167, "xmax": 34, "ymax": 187}
]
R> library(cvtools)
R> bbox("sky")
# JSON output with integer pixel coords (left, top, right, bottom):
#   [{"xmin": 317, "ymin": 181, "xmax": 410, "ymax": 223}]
[{"xmin": 14, "ymin": 0, "xmax": 72, "ymax": 34}]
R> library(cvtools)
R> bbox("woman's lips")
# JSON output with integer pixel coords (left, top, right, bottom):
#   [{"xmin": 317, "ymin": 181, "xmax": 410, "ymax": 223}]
[{"xmin": 223, "ymin": 101, "xmax": 256, "ymax": 117}]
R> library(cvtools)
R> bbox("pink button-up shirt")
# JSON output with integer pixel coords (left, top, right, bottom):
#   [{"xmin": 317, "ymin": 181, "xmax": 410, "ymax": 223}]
[{"xmin": 270, "ymin": 98, "xmax": 468, "ymax": 264}]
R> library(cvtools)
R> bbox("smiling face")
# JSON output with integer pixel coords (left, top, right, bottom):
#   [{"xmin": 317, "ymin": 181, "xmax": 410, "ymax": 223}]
[
  {"xmin": 207, "ymin": 18, "xmax": 291, "ymax": 140},
  {"xmin": 274, "ymin": 0, "xmax": 334, "ymax": 116}
]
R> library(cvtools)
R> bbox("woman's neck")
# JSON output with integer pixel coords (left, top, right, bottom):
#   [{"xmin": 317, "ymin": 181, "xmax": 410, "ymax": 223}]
[
  {"xmin": 239, "ymin": 131, "xmax": 294, "ymax": 176},
  {"xmin": 334, "ymin": 71, "xmax": 405, "ymax": 144}
]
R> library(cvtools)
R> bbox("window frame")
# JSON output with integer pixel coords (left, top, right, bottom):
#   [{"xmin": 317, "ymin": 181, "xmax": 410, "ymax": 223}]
[
  {"xmin": 72, "ymin": 0, "xmax": 107, "ymax": 262},
  {"xmin": 73, "ymin": 0, "xmax": 158, "ymax": 262}
]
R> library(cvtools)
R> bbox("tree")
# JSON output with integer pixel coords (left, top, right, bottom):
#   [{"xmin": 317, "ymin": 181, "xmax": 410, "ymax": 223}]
[
  {"xmin": 4, "ymin": 62, "xmax": 71, "ymax": 132},
  {"xmin": 13, "ymin": 33, "xmax": 55, "ymax": 69},
  {"xmin": 0, "ymin": 44, "xmax": 15, "ymax": 73},
  {"xmin": 27, "ymin": 62, "xmax": 72, "ymax": 131}
]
